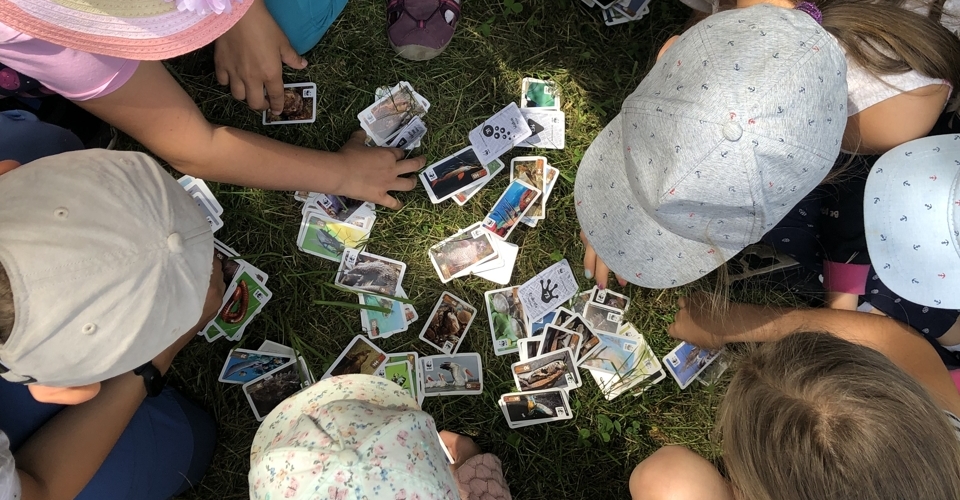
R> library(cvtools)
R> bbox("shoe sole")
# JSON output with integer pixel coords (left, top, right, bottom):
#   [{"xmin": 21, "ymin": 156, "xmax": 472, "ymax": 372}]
[{"xmin": 391, "ymin": 41, "xmax": 447, "ymax": 61}]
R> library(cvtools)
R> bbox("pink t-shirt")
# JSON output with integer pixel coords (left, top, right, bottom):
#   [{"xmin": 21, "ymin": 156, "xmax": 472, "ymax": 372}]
[{"xmin": 0, "ymin": 21, "xmax": 138, "ymax": 101}]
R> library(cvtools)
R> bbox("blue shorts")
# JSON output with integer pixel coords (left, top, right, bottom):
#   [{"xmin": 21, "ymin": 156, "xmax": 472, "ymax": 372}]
[
  {"xmin": 264, "ymin": 0, "xmax": 350, "ymax": 55},
  {"xmin": 0, "ymin": 110, "xmax": 83, "ymax": 163}
]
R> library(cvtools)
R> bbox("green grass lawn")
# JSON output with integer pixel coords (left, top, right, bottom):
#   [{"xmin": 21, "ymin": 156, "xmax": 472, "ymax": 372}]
[{"xmin": 157, "ymin": 1, "xmax": 728, "ymax": 497}]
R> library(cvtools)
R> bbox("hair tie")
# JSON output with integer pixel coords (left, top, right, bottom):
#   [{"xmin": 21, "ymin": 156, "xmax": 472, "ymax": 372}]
[{"xmin": 794, "ymin": 1, "xmax": 823, "ymax": 24}]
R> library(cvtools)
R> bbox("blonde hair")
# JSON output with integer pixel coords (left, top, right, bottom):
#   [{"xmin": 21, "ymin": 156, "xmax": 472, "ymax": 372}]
[
  {"xmin": 718, "ymin": 331, "xmax": 960, "ymax": 500},
  {"xmin": 0, "ymin": 265, "xmax": 12, "ymax": 343}
]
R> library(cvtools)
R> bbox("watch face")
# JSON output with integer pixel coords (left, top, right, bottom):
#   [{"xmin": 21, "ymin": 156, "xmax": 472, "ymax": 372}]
[{"xmin": 136, "ymin": 363, "xmax": 167, "ymax": 397}]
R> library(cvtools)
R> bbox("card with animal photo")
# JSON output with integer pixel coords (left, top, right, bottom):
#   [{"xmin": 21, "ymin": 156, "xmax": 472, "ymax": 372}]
[
  {"xmin": 485, "ymin": 286, "xmax": 529, "ymax": 356},
  {"xmin": 387, "ymin": 115, "xmax": 427, "ymax": 151},
  {"xmin": 663, "ymin": 341, "xmax": 723, "ymax": 390},
  {"xmin": 388, "ymin": 352, "xmax": 421, "ymax": 405},
  {"xmin": 568, "ymin": 290, "xmax": 593, "ymax": 316},
  {"xmin": 358, "ymin": 82, "xmax": 428, "ymax": 145},
  {"xmin": 359, "ymin": 291, "xmax": 408, "ymax": 339},
  {"xmin": 591, "ymin": 287, "xmax": 630, "ymax": 313},
  {"xmin": 302, "ymin": 193, "xmax": 376, "ymax": 226},
  {"xmin": 243, "ymin": 360, "xmax": 303, "ymax": 421},
  {"xmin": 614, "ymin": 0, "xmax": 651, "ymax": 18},
  {"xmin": 218, "ymin": 349, "xmax": 293, "ymax": 385},
  {"xmin": 538, "ymin": 325, "xmax": 583, "ymax": 361},
  {"xmin": 518, "ymin": 108, "xmax": 566, "ymax": 150},
  {"xmin": 297, "ymin": 210, "xmax": 369, "ymax": 262},
  {"xmin": 428, "ymin": 223, "xmax": 498, "ymax": 282},
  {"xmin": 582, "ymin": 301, "xmax": 623, "ymax": 335},
  {"xmin": 382, "ymin": 360, "xmax": 416, "ymax": 401},
  {"xmin": 420, "ymin": 353, "xmax": 483, "ymax": 396},
  {"xmin": 510, "ymin": 156, "xmax": 547, "ymax": 191},
  {"xmin": 473, "ymin": 239, "xmax": 519, "ymax": 286},
  {"xmin": 529, "ymin": 311, "xmax": 556, "ymax": 338},
  {"xmin": 517, "ymin": 338, "xmax": 542, "ymax": 362},
  {"xmin": 263, "ymin": 82, "xmax": 317, "ymax": 125},
  {"xmin": 335, "ymin": 249, "xmax": 406, "ymax": 296},
  {"xmin": 322, "ymin": 335, "xmax": 388, "ymax": 380},
  {"xmin": 481, "ymin": 179, "xmax": 541, "ymax": 240},
  {"xmin": 552, "ymin": 307, "xmax": 574, "ymax": 327},
  {"xmin": 523, "ymin": 165, "xmax": 559, "ymax": 224},
  {"xmin": 468, "ymin": 102, "xmax": 533, "ymax": 166},
  {"xmin": 560, "ymin": 314, "xmax": 603, "ymax": 361},
  {"xmin": 213, "ymin": 269, "xmax": 273, "ymax": 341},
  {"xmin": 697, "ymin": 356, "xmax": 729, "ymax": 386},
  {"xmin": 512, "ymin": 348, "xmax": 581, "ymax": 392},
  {"xmin": 520, "ymin": 78, "xmax": 559, "ymax": 109},
  {"xmin": 420, "ymin": 147, "xmax": 494, "ymax": 204},
  {"xmin": 500, "ymin": 389, "xmax": 572, "ymax": 429},
  {"xmin": 419, "ymin": 292, "xmax": 477, "ymax": 354},
  {"xmin": 452, "ymin": 157, "xmax": 506, "ymax": 206},
  {"xmin": 517, "ymin": 259, "xmax": 579, "ymax": 323},
  {"xmin": 602, "ymin": 5, "xmax": 631, "ymax": 25},
  {"xmin": 587, "ymin": 328, "xmax": 666, "ymax": 400},
  {"xmin": 257, "ymin": 340, "xmax": 314, "ymax": 386}
]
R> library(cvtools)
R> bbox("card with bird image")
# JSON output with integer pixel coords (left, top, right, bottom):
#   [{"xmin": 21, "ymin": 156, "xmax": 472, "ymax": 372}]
[
  {"xmin": 419, "ymin": 352, "xmax": 483, "ymax": 397},
  {"xmin": 297, "ymin": 209, "xmax": 370, "ymax": 262},
  {"xmin": 218, "ymin": 348, "xmax": 293, "ymax": 385},
  {"xmin": 517, "ymin": 259, "xmax": 579, "ymax": 323},
  {"xmin": 518, "ymin": 338, "xmax": 542, "ymax": 362},
  {"xmin": 335, "ymin": 248, "xmax": 406, "ymax": 297},
  {"xmin": 387, "ymin": 352, "xmax": 421, "ymax": 405},
  {"xmin": 468, "ymin": 102, "xmax": 533, "ymax": 166},
  {"xmin": 321, "ymin": 335, "xmax": 388, "ymax": 380},
  {"xmin": 520, "ymin": 78, "xmax": 559, "ymax": 109},
  {"xmin": 243, "ymin": 360, "xmax": 304, "ymax": 422},
  {"xmin": 560, "ymin": 314, "xmax": 603, "ymax": 362},
  {"xmin": 500, "ymin": 389, "xmax": 572, "ymax": 429},
  {"xmin": 420, "ymin": 146, "xmax": 495, "ymax": 204},
  {"xmin": 452, "ymin": 156, "xmax": 506, "ymax": 206},
  {"xmin": 538, "ymin": 324, "xmax": 583, "ymax": 361},
  {"xmin": 481, "ymin": 179, "xmax": 541, "ymax": 241},
  {"xmin": 358, "ymin": 81, "xmax": 428, "ymax": 145},
  {"xmin": 263, "ymin": 82, "xmax": 317, "ymax": 125},
  {"xmin": 419, "ymin": 292, "xmax": 477, "ymax": 354},
  {"xmin": 662, "ymin": 341, "xmax": 723, "ymax": 390},
  {"xmin": 485, "ymin": 286, "xmax": 529, "ymax": 356},
  {"xmin": 512, "ymin": 348, "xmax": 582, "ymax": 392},
  {"xmin": 428, "ymin": 223, "xmax": 499, "ymax": 283},
  {"xmin": 212, "ymin": 268, "xmax": 273, "ymax": 342},
  {"xmin": 518, "ymin": 108, "xmax": 566, "ymax": 150}
]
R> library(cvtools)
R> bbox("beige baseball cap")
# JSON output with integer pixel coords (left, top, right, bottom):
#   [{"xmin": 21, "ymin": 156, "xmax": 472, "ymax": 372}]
[{"xmin": 0, "ymin": 149, "xmax": 213, "ymax": 386}]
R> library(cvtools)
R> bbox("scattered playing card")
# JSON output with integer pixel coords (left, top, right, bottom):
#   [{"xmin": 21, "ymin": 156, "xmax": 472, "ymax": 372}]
[
  {"xmin": 302, "ymin": 193, "xmax": 376, "ymax": 226},
  {"xmin": 263, "ymin": 82, "xmax": 317, "ymax": 125},
  {"xmin": 420, "ymin": 147, "xmax": 495, "ymax": 204},
  {"xmin": 452, "ymin": 157, "xmax": 506, "ymax": 206},
  {"xmin": 297, "ymin": 210, "xmax": 370, "ymax": 262},
  {"xmin": 419, "ymin": 292, "xmax": 477, "ymax": 354},
  {"xmin": 420, "ymin": 353, "xmax": 483, "ymax": 396},
  {"xmin": 552, "ymin": 307, "xmax": 574, "ymax": 327},
  {"xmin": 243, "ymin": 360, "xmax": 303, "ymax": 421},
  {"xmin": 586, "ymin": 324, "xmax": 665, "ymax": 400},
  {"xmin": 428, "ymin": 223, "xmax": 499, "ymax": 283},
  {"xmin": 663, "ymin": 341, "xmax": 722, "ymax": 390},
  {"xmin": 560, "ymin": 314, "xmax": 603, "ymax": 361},
  {"xmin": 614, "ymin": 0, "xmax": 652, "ymax": 18},
  {"xmin": 204, "ymin": 268, "xmax": 273, "ymax": 342},
  {"xmin": 538, "ymin": 325, "xmax": 583, "ymax": 361},
  {"xmin": 190, "ymin": 191, "xmax": 223, "ymax": 233},
  {"xmin": 523, "ymin": 165, "xmax": 559, "ymax": 224},
  {"xmin": 473, "ymin": 239, "xmax": 519, "ymax": 285},
  {"xmin": 697, "ymin": 355, "xmax": 729, "ymax": 386},
  {"xmin": 512, "ymin": 348, "xmax": 581, "ymax": 392},
  {"xmin": 218, "ymin": 349, "xmax": 293, "ymax": 385},
  {"xmin": 568, "ymin": 290, "xmax": 593, "ymax": 316},
  {"xmin": 468, "ymin": 102, "xmax": 532, "ymax": 166},
  {"xmin": 582, "ymin": 301, "xmax": 623, "ymax": 334},
  {"xmin": 388, "ymin": 115, "xmax": 427, "ymax": 150},
  {"xmin": 322, "ymin": 335, "xmax": 388, "ymax": 379},
  {"xmin": 485, "ymin": 286, "xmax": 529, "ymax": 356},
  {"xmin": 520, "ymin": 78, "xmax": 559, "ymax": 109},
  {"xmin": 383, "ymin": 360, "xmax": 415, "ymax": 400},
  {"xmin": 359, "ymin": 291, "xmax": 409, "ymax": 339},
  {"xmin": 518, "ymin": 108, "xmax": 566, "ymax": 150},
  {"xmin": 518, "ymin": 259, "xmax": 580, "ymax": 323},
  {"xmin": 387, "ymin": 352, "xmax": 421, "ymax": 405},
  {"xmin": 481, "ymin": 179, "xmax": 541, "ymax": 240},
  {"xmin": 529, "ymin": 311, "xmax": 557, "ymax": 338},
  {"xmin": 335, "ymin": 248, "xmax": 406, "ymax": 296},
  {"xmin": 500, "ymin": 389, "xmax": 572, "ymax": 429},
  {"xmin": 590, "ymin": 287, "xmax": 630, "ymax": 313},
  {"xmin": 182, "ymin": 178, "xmax": 223, "ymax": 216},
  {"xmin": 517, "ymin": 338, "xmax": 542, "ymax": 362},
  {"xmin": 358, "ymin": 82, "xmax": 428, "ymax": 145}
]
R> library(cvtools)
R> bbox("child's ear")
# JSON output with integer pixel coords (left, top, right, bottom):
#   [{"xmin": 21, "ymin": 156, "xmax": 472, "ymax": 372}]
[
  {"xmin": 0, "ymin": 160, "xmax": 21, "ymax": 176},
  {"xmin": 28, "ymin": 382, "xmax": 101, "ymax": 405},
  {"xmin": 657, "ymin": 36, "xmax": 680, "ymax": 61}
]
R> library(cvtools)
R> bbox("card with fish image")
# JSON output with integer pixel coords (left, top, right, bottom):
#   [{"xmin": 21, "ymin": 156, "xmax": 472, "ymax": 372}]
[
  {"xmin": 481, "ymin": 179, "xmax": 541, "ymax": 241},
  {"xmin": 263, "ymin": 82, "xmax": 317, "ymax": 125},
  {"xmin": 590, "ymin": 287, "xmax": 630, "ymax": 313},
  {"xmin": 520, "ymin": 78, "xmax": 559, "ymax": 109},
  {"xmin": 321, "ymin": 335, "xmax": 388, "ymax": 380},
  {"xmin": 419, "ymin": 292, "xmax": 477, "ymax": 354},
  {"xmin": 517, "ymin": 338, "xmax": 542, "ymax": 362},
  {"xmin": 358, "ymin": 81, "xmax": 428, "ymax": 145},
  {"xmin": 297, "ymin": 209, "xmax": 370, "ymax": 262},
  {"xmin": 581, "ymin": 301, "xmax": 623, "ymax": 335},
  {"xmin": 485, "ymin": 286, "xmax": 529, "ymax": 356},
  {"xmin": 243, "ymin": 360, "xmax": 304, "ymax": 421},
  {"xmin": 500, "ymin": 389, "xmax": 572, "ymax": 429},
  {"xmin": 428, "ymin": 222, "xmax": 499, "ymax": 283},
  {"xmin": 560, "ymin": 314, "xmax": 603, "ymax": 362},
  {"xmin": 452, "ymin": 157, "xmax": 506, "ymax": 206},
  {"xmin": 420, "ymin": 146, "xmax": 495, "ymax": 204},
  {"xmin": 218, "ymin": 348, "xmax": 293, "ymax": 384},
  {"xmin": 538, "ymin": 325, "xmax": 583, "ymax": 361},
  {"xmin": 663, "ymin": 341, "xmax": 723, "ymax": 390},
  {"xmin": 335, "ymin": 248, "xmax": 406, "ymax": 297},
  {"xmin": 419, "ymin": 352, "xmax": 483, "ymax": 397},
  {"xmin": 512, "ymin": 348, "xmax": 581, "ymax": 392},
  {"xmin": 358, "ymin": 289, "xmax": 409, "ymax": 339},
  {"xmin": 387, "ymin": 352, "xmax": 421, "ymax": 405},
  {"xmin": 587, "ymin": 327, "xmax": 665, "ymax": 401}
]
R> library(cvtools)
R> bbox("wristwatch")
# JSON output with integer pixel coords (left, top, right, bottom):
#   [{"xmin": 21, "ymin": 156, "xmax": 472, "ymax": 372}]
[{"xmin": 133, "ymin": 361, "xmax": 167, "ymax": 397}]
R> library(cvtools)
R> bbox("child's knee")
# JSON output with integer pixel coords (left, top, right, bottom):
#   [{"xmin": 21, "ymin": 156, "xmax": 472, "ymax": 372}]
[{"xmin": 629, "ymin": 446, "xmax": 730, "ymax": 500}]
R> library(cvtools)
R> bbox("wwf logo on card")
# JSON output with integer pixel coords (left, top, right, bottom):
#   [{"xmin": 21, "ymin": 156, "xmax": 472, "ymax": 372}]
[
  {"xmin": 496, "ymin": 339, "xmax": 508, "ymax": 348},
  {"xmin": 607, "ymin": 312, "xmax": 622, "ymax": 323},
  {"xmin": 426, "ymin": 169, "xmax": 438, "ymax": 181},
  {"xmin": 556, "ymin": 407, "xmax": 566, "ymax": 416},
  {"xmin": 482, "ymin": 218, "xmax": 496, "ymax": 229},
  {"xmin": 624, "ymin": 342, "xmax": 637, "ymax": 352},
  {"xmin": 424, "ymin": 359, "xmax": 434, "ymax": 370},
  {"xmin": 254, "ymin": 290, "xmax": 266, "ymax": 301},
  {"xmin": 565, "ymin": 373, "xmax": 575, "ymax": 385},
  {"xmin": 303, "ymin": 88, "xmax": 315, "ymax": 98},
  {"xmin": 442, "ymin": 341, "xmax": 454, "ymax": 353}
]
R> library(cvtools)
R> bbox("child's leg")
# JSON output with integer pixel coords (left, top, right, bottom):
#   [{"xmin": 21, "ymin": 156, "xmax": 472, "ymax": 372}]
[
  {"xmin": 263, "ymin": 0, "xmax": 350, "ymax": 55},
  {"xmin": 629, "ymin": 446, "xmax": 734, "ymax": 500}
]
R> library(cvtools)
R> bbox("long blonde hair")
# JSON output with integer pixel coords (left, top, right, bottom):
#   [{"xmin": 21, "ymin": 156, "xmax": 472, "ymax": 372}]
[{"xmin": 718, "ymin": 332, "xmax": 960, "ymax": 500}]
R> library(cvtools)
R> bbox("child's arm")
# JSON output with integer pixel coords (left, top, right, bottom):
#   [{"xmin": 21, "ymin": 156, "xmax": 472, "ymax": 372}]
[
  {"xmin": 75, "ymin": 61, "xmax": 423, "ymax": 209},
  {"xmin": 842, "ymin": 83, "xmax": 950, "ymax": 155}
]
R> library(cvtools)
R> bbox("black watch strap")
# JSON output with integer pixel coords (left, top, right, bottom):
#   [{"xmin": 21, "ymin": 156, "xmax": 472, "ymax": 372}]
[{"xmin": 133, "ymin": 361, "xmax": 167, "ymax": 397}]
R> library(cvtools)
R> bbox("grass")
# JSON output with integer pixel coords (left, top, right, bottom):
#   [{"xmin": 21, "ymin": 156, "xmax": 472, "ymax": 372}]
[{"xmin": 150, "ymin": 1, "xmax": 729, "ymax": 498}]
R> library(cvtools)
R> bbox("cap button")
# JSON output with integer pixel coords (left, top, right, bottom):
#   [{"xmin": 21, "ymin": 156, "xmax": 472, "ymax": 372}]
[
  {"xmin": 54, "ymin": 207, "xmax": 69, "ymax": 219},
  {"xmin": 337, "ymin": 449, "xmax": 359, "ymax": 464},
  {"xmin": 722, "ymin": 122, "xmax": 743, "ymax": 141},
  {"xmin": 167, "ymin": 233, "xmax": 184, "ymax": 254},
  {"xmin": 81, "ymin": 323, "xmax": 97, "ymax": 335}
]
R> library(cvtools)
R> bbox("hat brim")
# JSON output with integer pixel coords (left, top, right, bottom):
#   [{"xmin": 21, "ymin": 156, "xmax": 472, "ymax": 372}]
[
  {"xmin": 0, "ymin": 0, "xmax": 252, "ymax": 60},
  {"xmin": 864, "ymin": 134, "xmax": 960, "ymax": 309},
  {"xmin": 575, "ymin": 114, "xmax": 735, "ymax": 289}
]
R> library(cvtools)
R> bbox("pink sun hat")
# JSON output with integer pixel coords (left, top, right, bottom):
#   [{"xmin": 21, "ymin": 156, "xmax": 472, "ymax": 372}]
[{"xmin": 0, "ymin": 0, "xmax": 252, "ymax": 60}]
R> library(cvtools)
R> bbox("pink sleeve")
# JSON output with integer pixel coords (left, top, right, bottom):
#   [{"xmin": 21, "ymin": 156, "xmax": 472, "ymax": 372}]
[
  {"xmin": 822, "ymin": 260, "xmax": 871, "ymax": 295},
  {"xmin": 0, "ymin": 22, "xmax": 138, "ymax": 101}
]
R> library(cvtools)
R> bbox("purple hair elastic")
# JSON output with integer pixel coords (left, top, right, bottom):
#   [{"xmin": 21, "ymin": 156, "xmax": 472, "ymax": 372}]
[{"xmin": 794, "ymin": 1, "xmax": 823, "ymax": 24}]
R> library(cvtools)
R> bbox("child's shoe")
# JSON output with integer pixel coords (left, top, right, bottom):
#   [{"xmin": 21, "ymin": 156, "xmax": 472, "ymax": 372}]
[{"xmin": 387, "ymin": 0, "xmax": 461, "ymax": 61}]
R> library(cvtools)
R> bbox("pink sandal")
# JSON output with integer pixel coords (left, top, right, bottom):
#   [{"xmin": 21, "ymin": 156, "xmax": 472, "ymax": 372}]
[{"xmin": 387, "ymin": 0, "xmax": 461, "ymax": 61}]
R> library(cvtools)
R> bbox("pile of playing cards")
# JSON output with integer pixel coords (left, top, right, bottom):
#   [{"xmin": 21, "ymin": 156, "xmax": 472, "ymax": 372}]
[
  {"xmin": 581, "ymin": 0, "xmax": 652, "ymax": 26},
  {"xmin": 360, "ymin": 81, "xmax": 430, "ymax": 149},
  {"xmin": 179, "ymin": 176, "xmax": 224, "ymax": 233},
  {"xmin": 202, "ymin": 239, "xmax": 274, "ymax": 342},
  {"xmin": 295, "ymin": 191, "xmax": 377, "ymax": 263},
  {"xmin": 332, "ymin": 247, "xmax": 419, "ymax": 340},
  {"xmin": 518, "ymin": 78, "xmax": 565, "ymax": 150},
  {"xmin": 218, "ymin": 340, "xmax": 315, "ymax": 421}
]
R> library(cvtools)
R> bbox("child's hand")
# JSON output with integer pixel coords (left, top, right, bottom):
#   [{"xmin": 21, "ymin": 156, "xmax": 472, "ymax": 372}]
[
  {"xmin": 580, "ymin": 230, "xmax": 627, "ymax": 289},
  {"xmin": 333, "ymin": 130, "xmax": 426, "ymax": 210},
  {"xmin": 439, "ymin": 430, "xmax": 481, "ymax": 472},
  {"xmin": 666, "ymin": 292, "xmax": 726, "ymax": 350}
]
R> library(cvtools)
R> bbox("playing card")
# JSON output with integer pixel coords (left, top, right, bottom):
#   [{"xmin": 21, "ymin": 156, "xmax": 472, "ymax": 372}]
[
  {"xmin": 183, "ymin": 178, "xmax": 223, "ymax": 216},
  {"xmin": 387, "ymin": 115, "xmax": 427, "ymax": 150},
  {"xmin": 419, "ymin": 292, "xmax": 477, "ymax": 354},
  {"xmin": 358, "ymin": 82, "xmax": 428, "ymax": 145},
  {"xmin": 538, "ymin": 325, "xmax": 583, "ymax": 361},
  {"xmin": 293, "ymin": 190, "xmax": 313, "ymax": 202},
  {"xmin": 591, "ymin": 287, "xmax": 630, "ymax": 313},
  {"xmin": 529, "ymin": 311, "xmax": 556, "ymax": 338},
  {"xmin": 473, "ymin": 240, "xmax": 519, "ymax": 285},
  {"xmin": 518, "ymin": 108, "xmax": 566, "ymax": 150},
  {"xmin": 603, "ymin": 6, "xmax": 632, "ymax": 25},
  {"xmin": 560, "ymin": 314, "xmax": 603, "ymax": 361},
  {"xmin": 552, "ymin": 307, "xmax": 574, "ymax": 326},
  {"xmin": 582, "ymin": 301, "xmax": 623, "ymax": 334},
  {"xmin": 190, "ymin": 192, "xmax": 223, "ymax": 233},
  {"xmin": 302, "ymin": 193, "xmax": 376, "ymax": 227},
  {"xmin": 510, "ymin": 156, "xmax": 547, "ymax": 190},
  {"xmin": 500, "ymin": 389, "xmax": 572, "ymax": 429},
  {"xmin": 614, "ymin": 0, "xmax": 651, "ymax": 18},
  {"xmin": 297, "ymin": 210, "xmax": 370, "ymax": 262},
  {"xmin": 263, "ymin": 82, "xmax": 317, "ymax": 125},
  {"xmin": 420, "ymin": 353, "xmax": 483, "ymax": 396},
  {"xmin": 438, "ymin": 432, "xmax": 456, "ymax": 464},
  {"xmin": 485, "ymin": 286, "xmax": 529, "ymax": 356},
  {"xmin": 383, "ymin": 360, "xmax": 415, "ymax": 400},
  {"xmin": 512, "ymin": 348, "xmax": 581, "ymax": 392},
  {"xmin": 697, "ymin": 356, "xmax": 729, "ymax": 386},
  {"xmin": 403, "ymin": 302, "xmax": 419, "ymax": 324},
  {"xmin": 520, "ymin": 78, "xmax": 559, "ymax": 109},
  {"xmin": 523, "ymin": 165, "xmax": 559, "ymax": 224},
  {"xmin": 387, "ymin": 352, "xmax": 421, "ymax": 405},
  {"xmin": 212, "ymin": 269, "xmax": 273, "ymax": 341},
  {"xmin": 481, "ymin": 179, "xmax": 541, "ymax": 240},
  {"xmin": 586, "ymin": 324, "xmax": 665, "ymax": 400},
  {"xmin": 322, "ymin": 335, "xmax": 388, "ymax": 379},
  {"xmin": 452, "ymin": 157, "xmax": 506, "ymax": 206},
  {"xmin": 420, "ymin": 147, "xmax": 495, "ymax": 204},
  {"xmin": 518, "ymin": 259, "xmax": 579, "ymax": 322},
  {"xmin": 468, "ymin": 102, "xmax": 533, "ymax": 166},
  {"xmin": 663, "ymin": 341, "xmax": 723, "ymax": 390},
  {"xmin": 568, "ymin": 290, "xmax": 593, "ymax": 315},
  {"xmin": 518, "ymin": 338, "xmax": 542, "ymax": 362},
  {"xmin": 257, "ymin": 340, "xmax": 296, "ymax": 357},
  {"xmin": 359, "ymin": 291, "xmax": 409, "ymax": 339},
  {"xmin": 335, "ymin": 249, "xmax": 406, "ymax": 296},
  {"xmin": 428, "ymin": 223, "xmax": 499, "ymax": 282},
  {"xmin": 218, "ymin": 349, "xmax": 293, "ymax": 384},
  {"xmin": 243, "ymin": 360, "xmax": 303, "ymax": 421}
]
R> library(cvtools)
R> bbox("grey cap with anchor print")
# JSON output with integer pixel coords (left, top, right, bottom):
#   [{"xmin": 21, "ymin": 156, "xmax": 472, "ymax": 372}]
[{"xmin": 574, "ymin": 3, "xmax": 847, "ymax": 289}]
